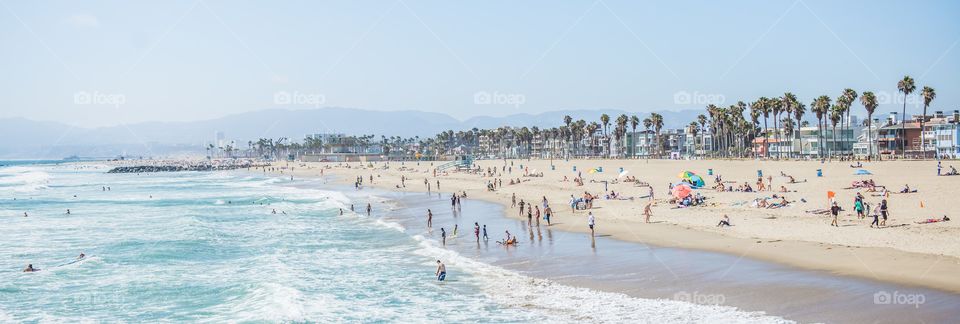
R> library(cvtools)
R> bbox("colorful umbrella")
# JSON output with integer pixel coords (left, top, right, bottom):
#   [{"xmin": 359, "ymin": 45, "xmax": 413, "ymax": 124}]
[{"xmin": 672, "ymin": 183, "xmax": 692, "ymax": 199}]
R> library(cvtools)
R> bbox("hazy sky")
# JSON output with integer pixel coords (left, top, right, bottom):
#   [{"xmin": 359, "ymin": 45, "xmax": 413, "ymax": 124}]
[{"xmin": 1, "ymin": 0, "xmax": 958, "ymax": 127}]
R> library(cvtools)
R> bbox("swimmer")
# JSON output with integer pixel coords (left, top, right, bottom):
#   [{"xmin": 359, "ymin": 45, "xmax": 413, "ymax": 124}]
[
  {"xmin": 23, "ymin": 264, "xmax": 38, "ymax": 272},
  {"xmin": 436, "ymin": 260, "xmax": 446, "ymax": 281},
  {"xmin": 77, "ymin": 252, "xmax": 86, "ymax": 260}
]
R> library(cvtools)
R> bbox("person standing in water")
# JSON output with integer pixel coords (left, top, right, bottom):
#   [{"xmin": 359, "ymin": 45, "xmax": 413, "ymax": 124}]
[
  {"xmin": 543, "ymin": 205, "xmax": 552, "ymax": 226},
  {"xmin": 436, "ymin": 260, "xmax": 446, "ymax": 281},
  {"xmin": 482, "ymin": 225, "xmax": 489, "ymax": 241},
  {"xmin": 441, "ymin": 228, "xmax": 447, "ymax": 246},
  {"xmin": 427, "ymin": 209, "xmax": 433, "ymax": 228},
  {"xmin": 474, "ymin": 222, "xmax": 480, "ymax": 242},
  {"xmin": 366, "ymin": 203, "xmax": 372, "ymax": 216},
  {"xmin": 587, "ymin": 212, "xmax": 596, "ymax": 237}
]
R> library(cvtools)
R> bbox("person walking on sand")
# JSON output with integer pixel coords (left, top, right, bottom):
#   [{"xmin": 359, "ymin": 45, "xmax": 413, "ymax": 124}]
[
  {"xmin": 534, "ymin": 206, "xmax": 541, "ymax": 226},
  {"xmin": 436, "ymin": 260, "xmax": 446, "ymax": 281},
  {"xmin": 511, "ymin": 193, "xmax": 517, "ymax": 207},
  {"xmin": 879, "ymin": 199, "xmax": 889, "ymax": 227},
  {"xmin": 854, "ymin": 194, "xmax": 865, "ymax": 220},
  {"xmin": 830, "ymin": 202, "xmax": 841, "ymax": 227},
  {"xmin": 870, "ymin": 204, "xmax": 881, "ymax": 228},
  {"xmin": 587, "ymin": 212, "xmax": 596, "ymax": 237},
  {"xmin": 518, "ymin": 200, "xmax": 525, "ymax": 217},
  {"xmin": 643, "ymin": 201, "xmax": 653, "ymax": 223}
]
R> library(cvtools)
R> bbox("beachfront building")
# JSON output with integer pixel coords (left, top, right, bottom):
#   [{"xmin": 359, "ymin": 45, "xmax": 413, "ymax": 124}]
[
  {"xmin": 931, "ymin": 110, "xmax": 960, "ymax": 159},
  {"xmin": 852, "ymin": 121, "xmax": 880, "ymax": 159},
  {"xmin": 625, "ymin": 131, "xmax": 655, "ymax": 158}
]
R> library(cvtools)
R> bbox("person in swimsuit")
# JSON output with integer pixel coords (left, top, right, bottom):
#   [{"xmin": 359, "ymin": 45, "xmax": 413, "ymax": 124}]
[
  {"xmin": 436, "ymin": 260, "xmax": 446, "ymax": 281},
  {"xmin": 474, "ymin": 222, "xmax": 480, "ymax": 242},
  {"xmin": 427, "ymin": 209, "xmax": 433, "ymax": 228},
  {"xmin": 441, "ymin": 228, "xmax": 446, "ymax": 246},
  {"xmin": 543, "ymin": 206, "xmax": 552, "ymax": 226},
  {"xmin": 482, "ymin": 225, "xmax": 488, "ymax": 241}
]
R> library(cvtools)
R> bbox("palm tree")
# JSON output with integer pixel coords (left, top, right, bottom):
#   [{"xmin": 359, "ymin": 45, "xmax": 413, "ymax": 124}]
[
  {"xmin": 897, "ymin": 75, "xmax": 916, "ymax": 158},
  {"xmin": 830, "ymin": 105, "xmax": 843, "ymax": 159},
  {"xmin": 755, "ymin": 98, "xmax": 771, "ymax": 158},
  {"xmin": 697, "ymin": 114, "xmax": 708, "ymax": 157},
  {"xmin": 642, "ymin": 117, "xmax": 653, "ymax": 158},
  {"xmin": 650, "ymin": 113, "xmax": 664, "ymax": 157},
  {"xmin": 563, "ymin": 115, "xmax": 573, "ymax": 158},
  {"xmin": 615, "ymin": 114, "xmax": 629, "ymax": 158},
  {"xmin": 841, "ymin": 89, "xmax": 858, "ymax": 157},
  {"xmin": 630, "ymin": 115, "xmax": 640, "ymax": 158},
  {"xmin": 689, "ymin": 121, "xmax": 700, "ymax": 158},
  {"xmin": 812, "ymin": 96, "xmax": 831, "ymax": 158},
  {"xmin": 920, "ymin": 86, "xmax": 936, "ymax": 159},
  {"xmin": 748, "ymin": 106, "xmax": 760, "ymax": 158},
  {"xmin": 793, "ymin": 100, "xmax": 806, "ymax": 158},
  {"xmin": 600, "ymin": 114, "xmax": 611, "ymax": 157},
  {"xmin": 780, "ymin": 93, "xmax": 796, "ymax": 158},
  {"xmin": 860, "ymin": 91, "xmax": 879, "ymax": 161}
]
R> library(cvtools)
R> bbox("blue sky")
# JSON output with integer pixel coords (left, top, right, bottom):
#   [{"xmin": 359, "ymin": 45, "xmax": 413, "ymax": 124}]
[{"xmin": 1, "ymin": 0, "xmax": 958, "ymax": 127}]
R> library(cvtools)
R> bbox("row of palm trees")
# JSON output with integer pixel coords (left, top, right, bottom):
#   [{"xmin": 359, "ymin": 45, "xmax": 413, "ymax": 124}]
[{"xmin": 230, "ymin": 76, "xmax": 938, "ymax": 161}]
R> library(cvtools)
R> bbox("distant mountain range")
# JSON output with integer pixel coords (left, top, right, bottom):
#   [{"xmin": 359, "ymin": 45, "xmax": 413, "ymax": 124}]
[{"xmin": 0, "ymin": 107, "xmax": 704, "ymax": 158}]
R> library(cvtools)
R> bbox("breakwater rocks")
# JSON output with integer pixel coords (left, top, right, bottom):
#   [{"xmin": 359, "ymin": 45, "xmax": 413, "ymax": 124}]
[{"xmin": 107, "ymin": 161, "xmax": 268, "ymax": 173}]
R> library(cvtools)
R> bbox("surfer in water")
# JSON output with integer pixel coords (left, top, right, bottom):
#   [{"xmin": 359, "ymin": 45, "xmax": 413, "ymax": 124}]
[
  {"xmin": 23, "ymin": 264, "xmax": 38, "ymax": 272},
  {"xmin": 77, "ymin": 252, "xmax": 86, "ymax": 260}
]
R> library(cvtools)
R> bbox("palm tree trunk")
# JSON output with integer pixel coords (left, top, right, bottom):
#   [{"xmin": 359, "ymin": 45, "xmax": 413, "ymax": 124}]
[{"xmin": 901, "ymin": 97, "xmax": 907, "ymax": 159}]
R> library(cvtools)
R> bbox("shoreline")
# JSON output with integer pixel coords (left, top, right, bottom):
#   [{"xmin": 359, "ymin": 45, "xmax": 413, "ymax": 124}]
[{"xmin": 272, "ymin": 159, "xmax": 960, "ymax": 295}]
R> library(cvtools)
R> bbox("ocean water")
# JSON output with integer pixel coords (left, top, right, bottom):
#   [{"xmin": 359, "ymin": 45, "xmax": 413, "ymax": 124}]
[{"xmin": 0, "ymin": 162, "xmax": 788, "ymax": 323}]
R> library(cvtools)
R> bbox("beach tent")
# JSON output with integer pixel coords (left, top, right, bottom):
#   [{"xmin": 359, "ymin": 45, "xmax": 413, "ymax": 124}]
[
  {"xmin": 853, "ymin": 169, "xmax": 872, "ymax": 175},
  {"xmin": 677, "ymin": 171, "xmax": 705, "ymax": 188},
  {"xmin": 672, "ymin": 183, "xmax": 693, "ymax": 199}
]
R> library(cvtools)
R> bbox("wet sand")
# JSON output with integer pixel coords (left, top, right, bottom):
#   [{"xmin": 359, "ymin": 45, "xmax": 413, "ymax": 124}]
[{"xmin": 347, "ymin": 185, "xmax": 960, "ymax": 323}]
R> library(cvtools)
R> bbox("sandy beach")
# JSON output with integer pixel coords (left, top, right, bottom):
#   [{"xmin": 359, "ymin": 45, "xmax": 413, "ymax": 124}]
[{"xmin": 272, "ymin": 158, "xmax": 960, "ymax": 294}]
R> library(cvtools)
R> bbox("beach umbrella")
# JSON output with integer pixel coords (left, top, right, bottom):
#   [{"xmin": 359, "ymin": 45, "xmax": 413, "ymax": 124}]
[
  {"xmin": 672, "ymin": 183, "xmax": 692, "ymax": 199},
  {"xmin": 853, "ymin": 169, "xmax": 872, "ymax": 176},
  {"xmin": 677, "ymin": 171, "xmax": 704, "ymax": 188}
]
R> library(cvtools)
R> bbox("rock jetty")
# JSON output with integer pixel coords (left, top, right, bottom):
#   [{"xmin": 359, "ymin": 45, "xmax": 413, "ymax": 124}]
[{"xmin": 107, "ymin": 160, "xmax": 267, "ymax": 173}]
